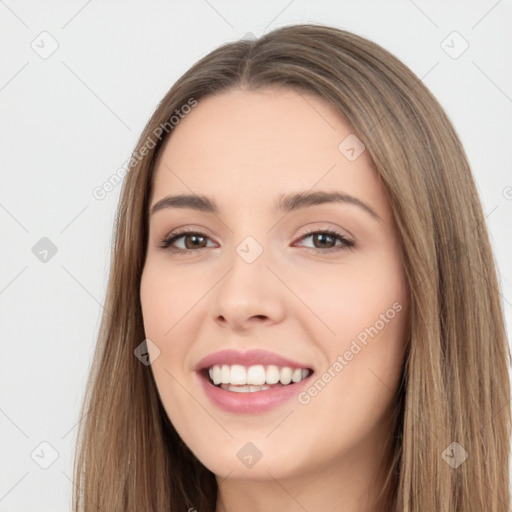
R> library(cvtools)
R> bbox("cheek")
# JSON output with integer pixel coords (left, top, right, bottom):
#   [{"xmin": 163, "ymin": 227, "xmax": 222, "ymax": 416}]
[
  {"xmin": 291, "ymin": 254, "xmax": 407, "ymax": 343},
  {"xmin": 300, "ymin": 250, "xmax": 408, "ymax": 400},
  {"xmin": 140, "ymin": 270, "xmax": 166, "ymax": 340},
  {"xmin": 313, "ymin": 268, "xmax": 408, "ymax": 414},
  {"xmin": 140, "ymin": 267, "xmax": 200, "ymax": 424},
  {"xmin": 140, "ymin": 261, "xmax": 198, "ymax": 339},
  {"xmin": 140, "ymin": 265, "xmax": 187, "ymax": 378},
  {"xmin": 140, "ymin": 261, "xmax": 211, "ymax": 381}
]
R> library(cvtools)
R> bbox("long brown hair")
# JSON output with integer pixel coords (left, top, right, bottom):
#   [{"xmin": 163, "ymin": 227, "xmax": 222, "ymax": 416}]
[{"xmin": 72, "ymin": 24, "xmax": 511, "ymax": 511}]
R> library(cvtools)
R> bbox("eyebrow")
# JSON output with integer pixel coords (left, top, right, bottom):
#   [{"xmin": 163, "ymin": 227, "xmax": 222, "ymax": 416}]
[{"xmin": 150, "ymin": 190, "xmax": 381, "ymax": 221}]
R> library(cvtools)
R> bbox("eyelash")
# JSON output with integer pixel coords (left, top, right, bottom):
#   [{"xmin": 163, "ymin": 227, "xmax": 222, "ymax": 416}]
[{"xmin": 159, "ymin": 228, "xmax": 355, "ymax": 254}]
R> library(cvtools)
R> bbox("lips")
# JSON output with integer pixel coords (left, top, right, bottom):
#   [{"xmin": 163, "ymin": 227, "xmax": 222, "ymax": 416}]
[
  {"xmin": 194, "ymin": 348, "xmax": 315, "ymax": 414},
  {"xmin": 194, "ymin": 348, "xmax": 314, "ymax": 372}
]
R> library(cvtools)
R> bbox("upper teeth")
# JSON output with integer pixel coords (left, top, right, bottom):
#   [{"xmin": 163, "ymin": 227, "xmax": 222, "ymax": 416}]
[{"xmin": 208, "ymin": 364, "xmax": 310, "ymax": 386}]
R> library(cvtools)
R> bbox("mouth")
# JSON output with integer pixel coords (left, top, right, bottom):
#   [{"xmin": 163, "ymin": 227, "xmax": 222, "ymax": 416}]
[
  {"xmin": 194, "ymin": 349, "xmax": 316, "ymax": 413},
  {"xmin": 199, "ymin": 364, "xmax": 315, "ymax": 393}
]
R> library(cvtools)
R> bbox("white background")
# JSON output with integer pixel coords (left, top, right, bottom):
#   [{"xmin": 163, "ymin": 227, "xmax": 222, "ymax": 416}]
[{"xmin": 1, "ymin": 1, "xmax": 511, "ymax": 510}]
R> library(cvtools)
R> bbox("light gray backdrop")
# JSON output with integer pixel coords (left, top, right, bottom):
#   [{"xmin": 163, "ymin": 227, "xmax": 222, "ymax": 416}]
[{"xmin": 1, "ymin": 1, "xmax": 511, "ymax": 510}]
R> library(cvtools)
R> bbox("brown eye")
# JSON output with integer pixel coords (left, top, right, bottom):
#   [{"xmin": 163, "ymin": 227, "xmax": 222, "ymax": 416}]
[
  {"xmin": 295, "ymin": 229, "xmax": 355, "ymax": 252},
  {"xmin": 311, "ymin": 232, "xmax": 337, "ymax": 249},
  {"xmin": 160, "ymin": 231, "xmax": 213, "ymax": 251},
  {"xmin": 182, "ymin": 234, "xmax": 208, "ymax": 249}
]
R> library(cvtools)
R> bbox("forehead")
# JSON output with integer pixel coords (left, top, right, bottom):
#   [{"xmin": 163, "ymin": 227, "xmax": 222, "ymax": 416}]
[{"xmin": 151, "ymin": 87, "xmax": 385, "ymax": 216}]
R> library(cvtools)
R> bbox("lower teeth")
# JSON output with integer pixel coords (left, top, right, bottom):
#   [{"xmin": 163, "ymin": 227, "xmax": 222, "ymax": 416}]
[{"xmin": 219, "ymin": 383, "xmax": 283, "ymax": 393}]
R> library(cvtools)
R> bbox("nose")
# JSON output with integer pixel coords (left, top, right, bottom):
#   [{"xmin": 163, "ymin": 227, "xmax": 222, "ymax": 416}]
[{"xmin": 210, "ymin": 241, "xmax": 286, "ymax": 332}]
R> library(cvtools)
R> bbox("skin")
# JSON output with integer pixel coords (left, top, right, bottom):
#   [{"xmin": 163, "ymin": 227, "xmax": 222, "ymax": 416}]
[{"xmin": 140, "ymin": 87, "xmax": 409, "ymax": 512}]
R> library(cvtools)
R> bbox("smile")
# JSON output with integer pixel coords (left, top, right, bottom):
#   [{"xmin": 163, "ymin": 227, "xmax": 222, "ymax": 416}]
[
  {"xmin": 207, "ymin": 364, "xmax": 311, "ymax": 391},
  {"xmin": 197, "ymin": 365, "xmax": 314, "ymax": 414}
]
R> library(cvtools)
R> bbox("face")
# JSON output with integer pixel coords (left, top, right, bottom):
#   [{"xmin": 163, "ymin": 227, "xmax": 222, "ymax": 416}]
[{"xmin": 140, "ymin": 87, "xmax": 408, "ymax": 486}]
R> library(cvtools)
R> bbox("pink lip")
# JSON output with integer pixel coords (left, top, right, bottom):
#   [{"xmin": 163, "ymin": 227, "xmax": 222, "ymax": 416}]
[
  {"xmin": 197, "ymin": 371, "xmax": 313, "ymax": 414},
  {"xmin": 194, "ymin": 349, "xmax": 314, "ymax": 414},
  {"xmin": 194, "ymin": 349, "xmax": 312, "ymax": 371}
]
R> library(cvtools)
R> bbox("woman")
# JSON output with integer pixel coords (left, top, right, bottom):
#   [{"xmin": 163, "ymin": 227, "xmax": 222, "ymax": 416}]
[{"xmin": 72, "ymin": 24, "xmax": 511, "ymax": 511}]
